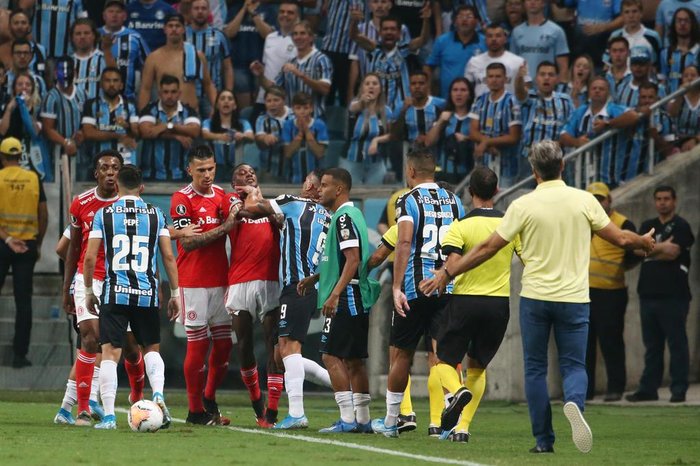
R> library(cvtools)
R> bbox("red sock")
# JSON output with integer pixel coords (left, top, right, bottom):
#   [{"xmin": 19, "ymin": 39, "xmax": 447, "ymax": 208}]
[
  {"xmin": 240, "ymin": 365, "xmax": 261, "ymax": 402},
  {"xmin": 76, "ymin": 350, "xmax": 97, "ymax": 413},
  {"xmin": 266, "ymin": 373, "xmax": 284, "ymax": 411},
  {"xmin": 124, "ymin": 351, "xmax": 145, "ymax": 402},
  {"xmin": 204, "ymin": 326, "xmax": 233, "ymax": 400},
  {"xmin": 185, "ymin": 328, "xmax": 210, "ymax": 413}
]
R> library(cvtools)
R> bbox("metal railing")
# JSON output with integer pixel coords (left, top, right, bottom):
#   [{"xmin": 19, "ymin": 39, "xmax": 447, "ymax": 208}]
[{"xmin": 454, "ymin": 77, "xmax": 700, "ymax": 206}]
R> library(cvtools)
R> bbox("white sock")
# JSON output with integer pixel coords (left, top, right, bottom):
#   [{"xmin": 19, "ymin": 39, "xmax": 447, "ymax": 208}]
[
  {"xmin": 384, "ymin": 390, "xmax": 404, "ymax": 427},
  {"xmin": 335, "ymin": 391, "xmax": 355, "ymax": 424},
  {"xmin": 444, "ymin": 392, "xmax": 453, "ymax": 408},
  {"xmin": 99, "ymin": 360, "xmax": 118, "ymax": 417},
  {"xmin": 353, "ymin": 393, "xmax": 371, "ymax": 425},
  {"xmin": 144, "ymin": 351, "xmax": 165, "ymax": 396},
  {"xmin": 303, "ymin": 357, "xmax": 331, "ymax": 388},
  {"xmin": 283, "ymin": 354, "xmax": 305, "ymax": 418},
  {"xmin": 61, "ymin": 379, "xmax": 77, "ymax": 412},
  {"xmin": 90, "ymin": 366, "xmax": 100, "ymax": 402}
]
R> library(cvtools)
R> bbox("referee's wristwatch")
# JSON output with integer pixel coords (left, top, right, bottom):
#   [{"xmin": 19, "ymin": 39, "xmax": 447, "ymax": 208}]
[{"xmin": 166, "ymin": 121, "xmax": 174, "ymax": 131}]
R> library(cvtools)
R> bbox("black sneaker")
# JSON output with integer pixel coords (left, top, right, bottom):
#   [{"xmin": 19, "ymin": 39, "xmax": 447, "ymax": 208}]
[
  {"xmin": 251, "ymin": 395, "xmax": 266, "ymax": 419},
  {"xmin": 603, "ymin": 392, "xmax": 622, "ymax": 402},
  {"xmin": 625, "ymin": 392, "xmax": 658, "ymax": 402},
  {"xmin": 203, "ymin": 397, "xmax": 231, "ymax": 425},
  {"xmin": 265, "ymin": 408, "xmax": 278, "ymax": 425},
  {"xmin": 428, "ymin": 426, "xmax": 441, "ymax": 437},
  {"xmin": 12, "ymin": 355, "xmax": 32, "ymax": 369},
  {"xmin": 397, "ymin": 413, "xmax": 417, "ymax": 433},
  {"xmin": 186, "ymin": 410, "xmax": 217, "ymax": 425},
  {"xmin": 452, "ymin": 432, "xmax": 470, "ymax": 443},
  {"xmin": 670, "ymin": 394, "xmax": 686, "ymax": 403},
  {"xmin": 529, "ymin": 445, "xmax": 554, "ymax": 453},
  {"xmin": 440, "ymin": 387, "xmax": 472, "ymax": 432}
]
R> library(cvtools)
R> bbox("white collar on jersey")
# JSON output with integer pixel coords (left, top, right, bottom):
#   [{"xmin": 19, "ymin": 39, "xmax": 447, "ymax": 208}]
[
  {"xmin": 415, "ymin": 182, "xmax": 439, "ymax": 190},
  {"xmin": 120, "ymin": 195, "xmax": 141, "ymax": 201}
]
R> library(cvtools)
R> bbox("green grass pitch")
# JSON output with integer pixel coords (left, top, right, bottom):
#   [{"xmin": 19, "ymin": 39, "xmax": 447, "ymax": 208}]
[{"xmin": 1, "ymin": 391, "xmax": 698, "ymax": 465}]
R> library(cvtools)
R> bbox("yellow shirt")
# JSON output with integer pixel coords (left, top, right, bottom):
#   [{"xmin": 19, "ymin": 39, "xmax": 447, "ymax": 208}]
[
  {"xmin": 443, "ymin": 208, "xmax": 521, "ymax": 297},
  {"xmin": 381, "ymin": 224, "xmax": 398, "ymax": 249},
  {"xmin": 0, "ymin": 166, "xmax": 40, "ymax": 241},
  {"xmin": 496, "ymin": 180, "xmax": 610, "ymax": 303},
  {"xmin": 384, "ymin": 188, "xmax": 410, "ymax": 262}
]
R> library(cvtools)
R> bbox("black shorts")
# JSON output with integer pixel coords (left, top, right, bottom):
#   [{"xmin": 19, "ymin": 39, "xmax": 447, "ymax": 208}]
[
  {"xmin": 99, "ymin": 302, "xmax": 160, "ymax": 349},
  {"xmin": 390, "ymin": 295, "xmax": 449, "ymax": 350},
  {"xmin": 436, "ymin": 295, "xmax": 510, "ymax": 367},
  {"xmin": 72, "ymin": 315, "xmax": 82, "ymax": 349},
  {"xmin": 278, "ymin": 284, "xmax": 317, "ymax": 343},
  {"xmin": 319, "ymin": 301, "xmax": 369, "ymax": 359}
]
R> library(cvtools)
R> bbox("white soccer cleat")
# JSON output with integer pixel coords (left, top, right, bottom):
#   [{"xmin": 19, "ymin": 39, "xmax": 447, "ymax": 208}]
[{"xmin": 563, "ymin": 401, "xmax": 593, "ymax": 453}]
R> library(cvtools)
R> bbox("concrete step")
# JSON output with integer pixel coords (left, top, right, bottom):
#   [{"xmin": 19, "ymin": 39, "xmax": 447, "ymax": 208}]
[
  {"xmin": 0, "ymin": 365, "xmax": 73, "ymax": 389},
  {"xmin": 0, "ymin": 274, "xmax": 63, "ymax": 296},
  {"xmin": 0, "ymin": 342, "xmax": 74, "ymax": 366},
  {"xmin": 0, "ymin": 317, "xmax": 73, "ymax": 344},
  {"xmin": 0, "ymin": 296, "xmax": 63, "ymax": 319}
]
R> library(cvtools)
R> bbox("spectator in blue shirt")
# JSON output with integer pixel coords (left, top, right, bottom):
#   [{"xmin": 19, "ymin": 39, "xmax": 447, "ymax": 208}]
[
  {"xmin": 559, "ymin": 0, "xmax": 623, "ymax": 67},
  {"xmin": 655, "ymin": 0, "xmax": 700, "ymax": 46},
  {"xmin": 559, "ymin": 54, "xmax": 594, "ymax": 108},
  {"xmin": 667, "ymin": 65, "xmax": 700, "ymax": 152},
  {"xmin": 282, "ymin": 92, "xmax": 328, "ymax": 184},
  {"xmin": 392, "ymin": 70, "xmax": 445, "ymax": 150},
  {"xmin": 658, "ymin": 8, "xmax": 700, "ymax": 93},
  {"xmin": 127, "ymin": 0, "xmax": 176, "ymax": 51}
]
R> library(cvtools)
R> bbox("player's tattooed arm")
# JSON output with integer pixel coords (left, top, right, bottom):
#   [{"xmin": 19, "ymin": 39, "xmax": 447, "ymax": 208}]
[{"xmin": 178, "ymin": 201, "xmax": 242, "ymax": 251}]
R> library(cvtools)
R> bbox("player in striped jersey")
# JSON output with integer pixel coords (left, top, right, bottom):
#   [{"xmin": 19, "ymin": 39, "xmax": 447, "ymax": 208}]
[
  {"xmin": 559, "ymin": 76, "xmax": 640, "ymax": 187},
  {"xmin": 668, "ymin": 65, "xmax": 700, "ymax": 152},
  {"xmin": 99, "ymin": 0, "xmax": 151, "ymax": 101},
  {"xmin": 186, "ymin": 0, "xmax": 234, "ymax": 117},
  {"xmin": 40, "ymin": 57, "xmax": 87, "ymax": 160},
  {"xmin": 81, "ymin": 68, "xmax": 139, "ymax": 175},
  {"xmin": 0, "ymin": 10, "xmax": 47, "ymax": 77},
  {"xmin": 5, "ymin": 39, "xmax": 47, "ymax": 99},
  {"xmin": 515, "ymin": 61, "xmax": 574, "ymax": 178},
  {"xmin": 253, "ymin": 21, "xmax": 333, "ymax": 119},
  {"xmin": 394, "ymin": 71, "xmax": 446, "ymax": 150},
  {"xmin": 372, "ymin": 149, "xmax": 465, "ymax": 437},
  {"xmin": 70, "ymin": 19, "xmax": 107, "ymax": 101},
  {"xmin": 658, "ymin": 8, "xmax": 700, "ymax": 93},
  {"xmin": 468, "ymin": 62, "xmax": 522, "ymax": 188},
  {"xmin": 255, "ymin": 86, "xmax": 292, "ymax": 182},
  {"xmin": 240, "ymin": 169, "xmax": 333, "ymax": 429},
  {"xmin": 84, "ymin": 164, "xmax": 178, "ymax": 430},
  {"xmin": 615, "ymin": 47, "xmax": 666, "ymax": 108},
  {"xmin": 127, "ymin": 0, "xmax": 176, "ymax": 51},
  {"xmin": 30, "ymin": 0, "xmax": 87, "ymax": 58},
  {"xmin": 282, "ymin": 92, "xmax": 328, "ymax": 184}
]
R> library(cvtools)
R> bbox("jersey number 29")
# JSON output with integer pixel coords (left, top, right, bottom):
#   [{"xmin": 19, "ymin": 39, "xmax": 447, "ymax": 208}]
[{"xmin": 420, "ymin": 224, "xmax": 450, "ymax": 261}]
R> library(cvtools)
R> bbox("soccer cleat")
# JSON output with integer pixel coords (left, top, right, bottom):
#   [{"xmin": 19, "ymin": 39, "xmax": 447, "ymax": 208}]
[
  {"xmin": 274, "ymin": 414, "xmax": 309, "ymax": 430},
  {"xmin": 428, "ymin": 426, "xmax": 442, "ymax": 437},
  {"xmin": 452, "ymin": 431, "xmax": 470, "ymax": 443},
  {"xmin": 439, "ymin": 428, "xmax": 454, "ymax": 441},
  {"xmin": 563, "ymin": 401, "xmax": 593, "ymax": 453},
  {"xmin": 89, "ymin": 400, "xmax": 105, "ymax": 421},
  {"xmin": 440, "ymin": 387, "xmax": 472, "ymax": 432},
  {"xmin": 370, "ymin": 418, "xmax": 398, "ymax": 438},
  {"xmin": 186, "ymin": 410, "xmax": 217, "ymax": 426},
  {"xmin": 355, "ymin": 422, "xmax": 373, "ymax": 433},
  {"xmin": 251, "ymin": 395, "xmax": 266, "ymax": 419},
  {"xmin": 264, "ymin": 408, "xmax": 278, "ymax": 426},
  {"xmin": 94, "ymin": 414, "xmax": 117, "ymax": 430},
  {"xmin": 203, "ymin": 397, "xmax": 231, "ymax": 426},
  {"xmin": 319, "ymin": 419, "xmax": 358, "ymax": 434},
  {"xmin": 529, "ymin": 445, "xmax": 554, "ymax": 453},
  {"xmin": 256, "ymin": 416, "xmax": 274, "ymax": 428},
  {"xmin": 53, "ymin": 408, "xmax": 75, "ymax": 425},
  {"xmin": 153, "ymin": 393, "xmax": 171, "ymax": 429},
  {"xmin": 397, "ymin": 413, "xmax": 417, "ymax": 433},
  {"xmin": 75, "ymin": 410, "xmax": 93, "ymax": 427}
]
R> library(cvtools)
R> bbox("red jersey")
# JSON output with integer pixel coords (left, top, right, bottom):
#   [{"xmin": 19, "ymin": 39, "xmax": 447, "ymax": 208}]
[
  {"xmin": 225, "ymin": 193, "xmax": 280, "ymax": 285},
  {"xmin": 70, "ymin": 187, "xmax": 119, "ymax": 280},
  {"xmin": 171, "ymin": 184, "xmax": 229, "ymax": 288}
]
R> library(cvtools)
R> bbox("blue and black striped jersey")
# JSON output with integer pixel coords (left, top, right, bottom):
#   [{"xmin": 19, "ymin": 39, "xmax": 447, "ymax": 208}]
[
  {"xmin": 674, "ymin": 95, "xmax": 700, "ymax": 139},
  {"xmin": 73, "ymin": 50, "xmax": 107, "ymax": 101},
  {"xmin": 40, "ymin": 86, "xmax": 87, "ymax": 140},
  {"xmin": 659, "ymin": 44, "xmax": 699, "ymax": 93},
  {"xmin": 185, "ymin": 26, "xmax": 231, "ymax": 92},
  {"xmin": 81, "ymin": 96, "xmax": 139, "ymax": 164},
  {"xmin": 403, "ymin": 96, "xmax": 446, "ymax": 141},
  {"xmin": 98, "ymin": 27, "xmax": 150, "ymax": 100},
  {"xmin": 275, "ymin": 48, "xmax": 333, "ymax": 119},
  {"xmin": 519, "ymin": 90, "xmax": 574, "ymax": 157},
  {"xmin": 32, "ymin": 0, "xmax": 86, "ymax": 58}
]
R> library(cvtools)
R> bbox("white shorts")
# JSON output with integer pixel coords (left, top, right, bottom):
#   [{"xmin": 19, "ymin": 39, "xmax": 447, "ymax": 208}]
[
  {"xmin": 225, "ymin": 280, "xmax": 280, "ymax": 323},
  {"xmin": 74, "ymin": 274, "xmax": 104, "ymax": 325},
  {"xmin": 181, "ymin": 287, "xmax": 229, "ymax": 328}
]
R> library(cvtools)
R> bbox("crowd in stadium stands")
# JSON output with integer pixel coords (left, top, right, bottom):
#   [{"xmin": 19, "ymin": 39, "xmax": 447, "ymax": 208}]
[{"xmin": 0, "ymin": 0, "xmax": 700, "ymax": 188}]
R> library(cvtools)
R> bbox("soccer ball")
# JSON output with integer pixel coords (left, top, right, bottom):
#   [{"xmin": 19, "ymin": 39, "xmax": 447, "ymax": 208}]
[{"xmin": 128, "ymin": 400, "xmax": 164, "ymax": 433}]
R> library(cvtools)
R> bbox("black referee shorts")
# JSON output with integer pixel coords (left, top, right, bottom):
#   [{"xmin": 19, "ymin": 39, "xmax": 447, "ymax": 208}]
[
  {"xmin": 390, "ymin": 295, "xmax": 449, "ymax": 351},
  {"xmin": 278, "ymin": 284, "xmax": 317, "ymax": 343},
  {"xmin": 436, "ymin": 295, "xmax": 510, "ymax": 367},
  {"xmin": 99, "ymin": 302, "xmax": 160, "ymax": 349},
  {"xmin": 319, "ymin": 299, "xmax": 369, "ymax": 359}
]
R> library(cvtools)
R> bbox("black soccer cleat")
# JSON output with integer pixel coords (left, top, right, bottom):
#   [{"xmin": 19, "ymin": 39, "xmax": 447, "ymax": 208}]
[
  {"xmin": 265, "ymin": 408, "xmax": 278, "ymax": 425},
  {"xmin": 397, "ymin": 413, "xmax": 417, "ymax": 433},
  {"xmin": 440, "ymin": 387, "xmax": 472, "ymax": 432},
  {"xmin": 529, "ymin": 445, "xmax": 554, "ymax": 453},
  {"xmin": 186, "ymin": 410, "xmax": 217, "ymax": 426},
  {"xmin": 251, "ymin": 395, "xmax": 266, "ymax": 419},
  {"xmin": 203, "ymin": 397, "xmax": 231, "ymax": 425},
  {"xmin": 452, "ymin": 432, "xmax": 470, "ymax": 443},
  {"xmin": 428, "ymin": 426, "xmax": 442, "ymax": 437}
]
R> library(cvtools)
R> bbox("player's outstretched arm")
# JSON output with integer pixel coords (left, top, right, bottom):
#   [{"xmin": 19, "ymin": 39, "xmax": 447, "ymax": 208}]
[
  {"xmin": 368, "ymin": 244, "xmax": 391, "ymax": 270},
  {"xmin": 159, "ymin": 235, "xmax": 181, "ymax": 322},
  {"xmin": 595, "ymin": 224, "xmax": 655, "ymax": 254},
  {"xmin": 178, "ymin": 200, "xmax": 241, "ymax": 252}
]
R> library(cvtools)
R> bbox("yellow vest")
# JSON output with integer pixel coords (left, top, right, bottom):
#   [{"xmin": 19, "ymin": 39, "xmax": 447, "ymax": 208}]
[
  {"xmin": 385, "ymin": 188, "xmax": 410, "ymax": 262},
  {"xmin": 0, "ymin": 166, "xmax": 40, "ymax": 241},
  {"xmin": 589, "ymin": 210, "xmax": 627, "ymax": 289}
]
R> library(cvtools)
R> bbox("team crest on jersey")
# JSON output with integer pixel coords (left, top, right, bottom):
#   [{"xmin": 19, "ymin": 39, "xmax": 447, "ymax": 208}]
[
  {"xmin": 76, "ymin": 306, "xmax": 84, "ymax": 316},
  {"xmin": 340, "ymin": 228, "xmax": 350, "ymax": 240},
  {"xmin": 187, "ymin": 311, "xmax": 197, "ymax": 321},
  {"xmin": 175, "ymin": 204, "xmax": 187, "ymax": 215},
  {"xmin": 155, "ymin": 10, "xmax": 165, "ymax": 20},
  {"xmin": 395, "ymin": 206, "xmax": 402, "ymax": 218}
]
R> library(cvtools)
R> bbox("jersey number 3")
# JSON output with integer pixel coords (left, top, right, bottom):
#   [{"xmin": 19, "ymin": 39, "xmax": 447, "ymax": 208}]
[{"xmin": 112, "ymin": 234, "xmax": 150, "ymax": 273}]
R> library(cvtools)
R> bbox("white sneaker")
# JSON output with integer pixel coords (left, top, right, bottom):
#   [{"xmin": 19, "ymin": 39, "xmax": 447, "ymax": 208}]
[{"xmin": 563, "ymin": 401, "xmax": 593, "ymax": 453}]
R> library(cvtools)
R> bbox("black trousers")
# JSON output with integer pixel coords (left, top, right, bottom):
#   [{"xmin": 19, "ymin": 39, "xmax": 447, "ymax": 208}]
[
  {"xmin": 0, "ymin": 240, "xmax": 38, "ymax": 357},
  {"xmin": 586, "ymin": 287, "xmax": 628, "ymax": 396},
  {"xmin": 638, "ymin": 297, "xmax": 690, "ymax": 397},
  {"xmin": 323, "ymin": 51, "xmax": 350, "ymax": 107}
]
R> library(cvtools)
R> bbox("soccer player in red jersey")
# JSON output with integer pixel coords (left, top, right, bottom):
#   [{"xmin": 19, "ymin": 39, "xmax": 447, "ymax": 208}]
[
  {"xmin": 171, "ymin": 145, "xmax": 240, "ymax": 425},
  {"xmin": 60, "ymin": 150, "xmax": 146, "ymax": 426},
  {"xmin": 225, "ymin": 163, "xmax": 283, "ymax": 427}
]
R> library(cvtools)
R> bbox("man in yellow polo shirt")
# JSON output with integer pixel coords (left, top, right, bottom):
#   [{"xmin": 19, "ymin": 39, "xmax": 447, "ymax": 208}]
[
  {"xmin": 0, "ymin": 137, "xmax": 48, "ymax": 368},
  {"xmin": 419, "ymin": 166, "xmax": 521, "ymax": 443},
  {"xmin": 420, "ymin": 140, "xmax": 655, "ymax": 454}
]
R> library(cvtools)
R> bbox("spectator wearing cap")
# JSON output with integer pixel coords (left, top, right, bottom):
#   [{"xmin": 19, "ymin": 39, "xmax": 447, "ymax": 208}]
[
  {"xmin": 0, "ymin": 136, "xmax": 48, "ymax": 369},
  {"xmin": 138, "ymin": 13, "xmax": 216, "ymax": 112},
  {"xmin": 585, "ymin": 181, "xmax": 639, "ymax": 402},
  {"xmin": 627, "ymin": 186, "xmax": 695, "ymax": 403},
  {"xmin": 127, "ymin": 0, "xmax": 177, "ymax": 51},
  {"xmin": 614, "ymin": 46, "xmax": 666, "ymax": 107},
  {"xmin": 100, "ymin": 0, "xmax": 151, "ymax": 101}
]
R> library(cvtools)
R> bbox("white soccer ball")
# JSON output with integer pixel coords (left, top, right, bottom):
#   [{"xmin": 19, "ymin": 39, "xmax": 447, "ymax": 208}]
[{"xmin": 128, "ymin": 399, "xmax": 164, "ymax": 433}]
